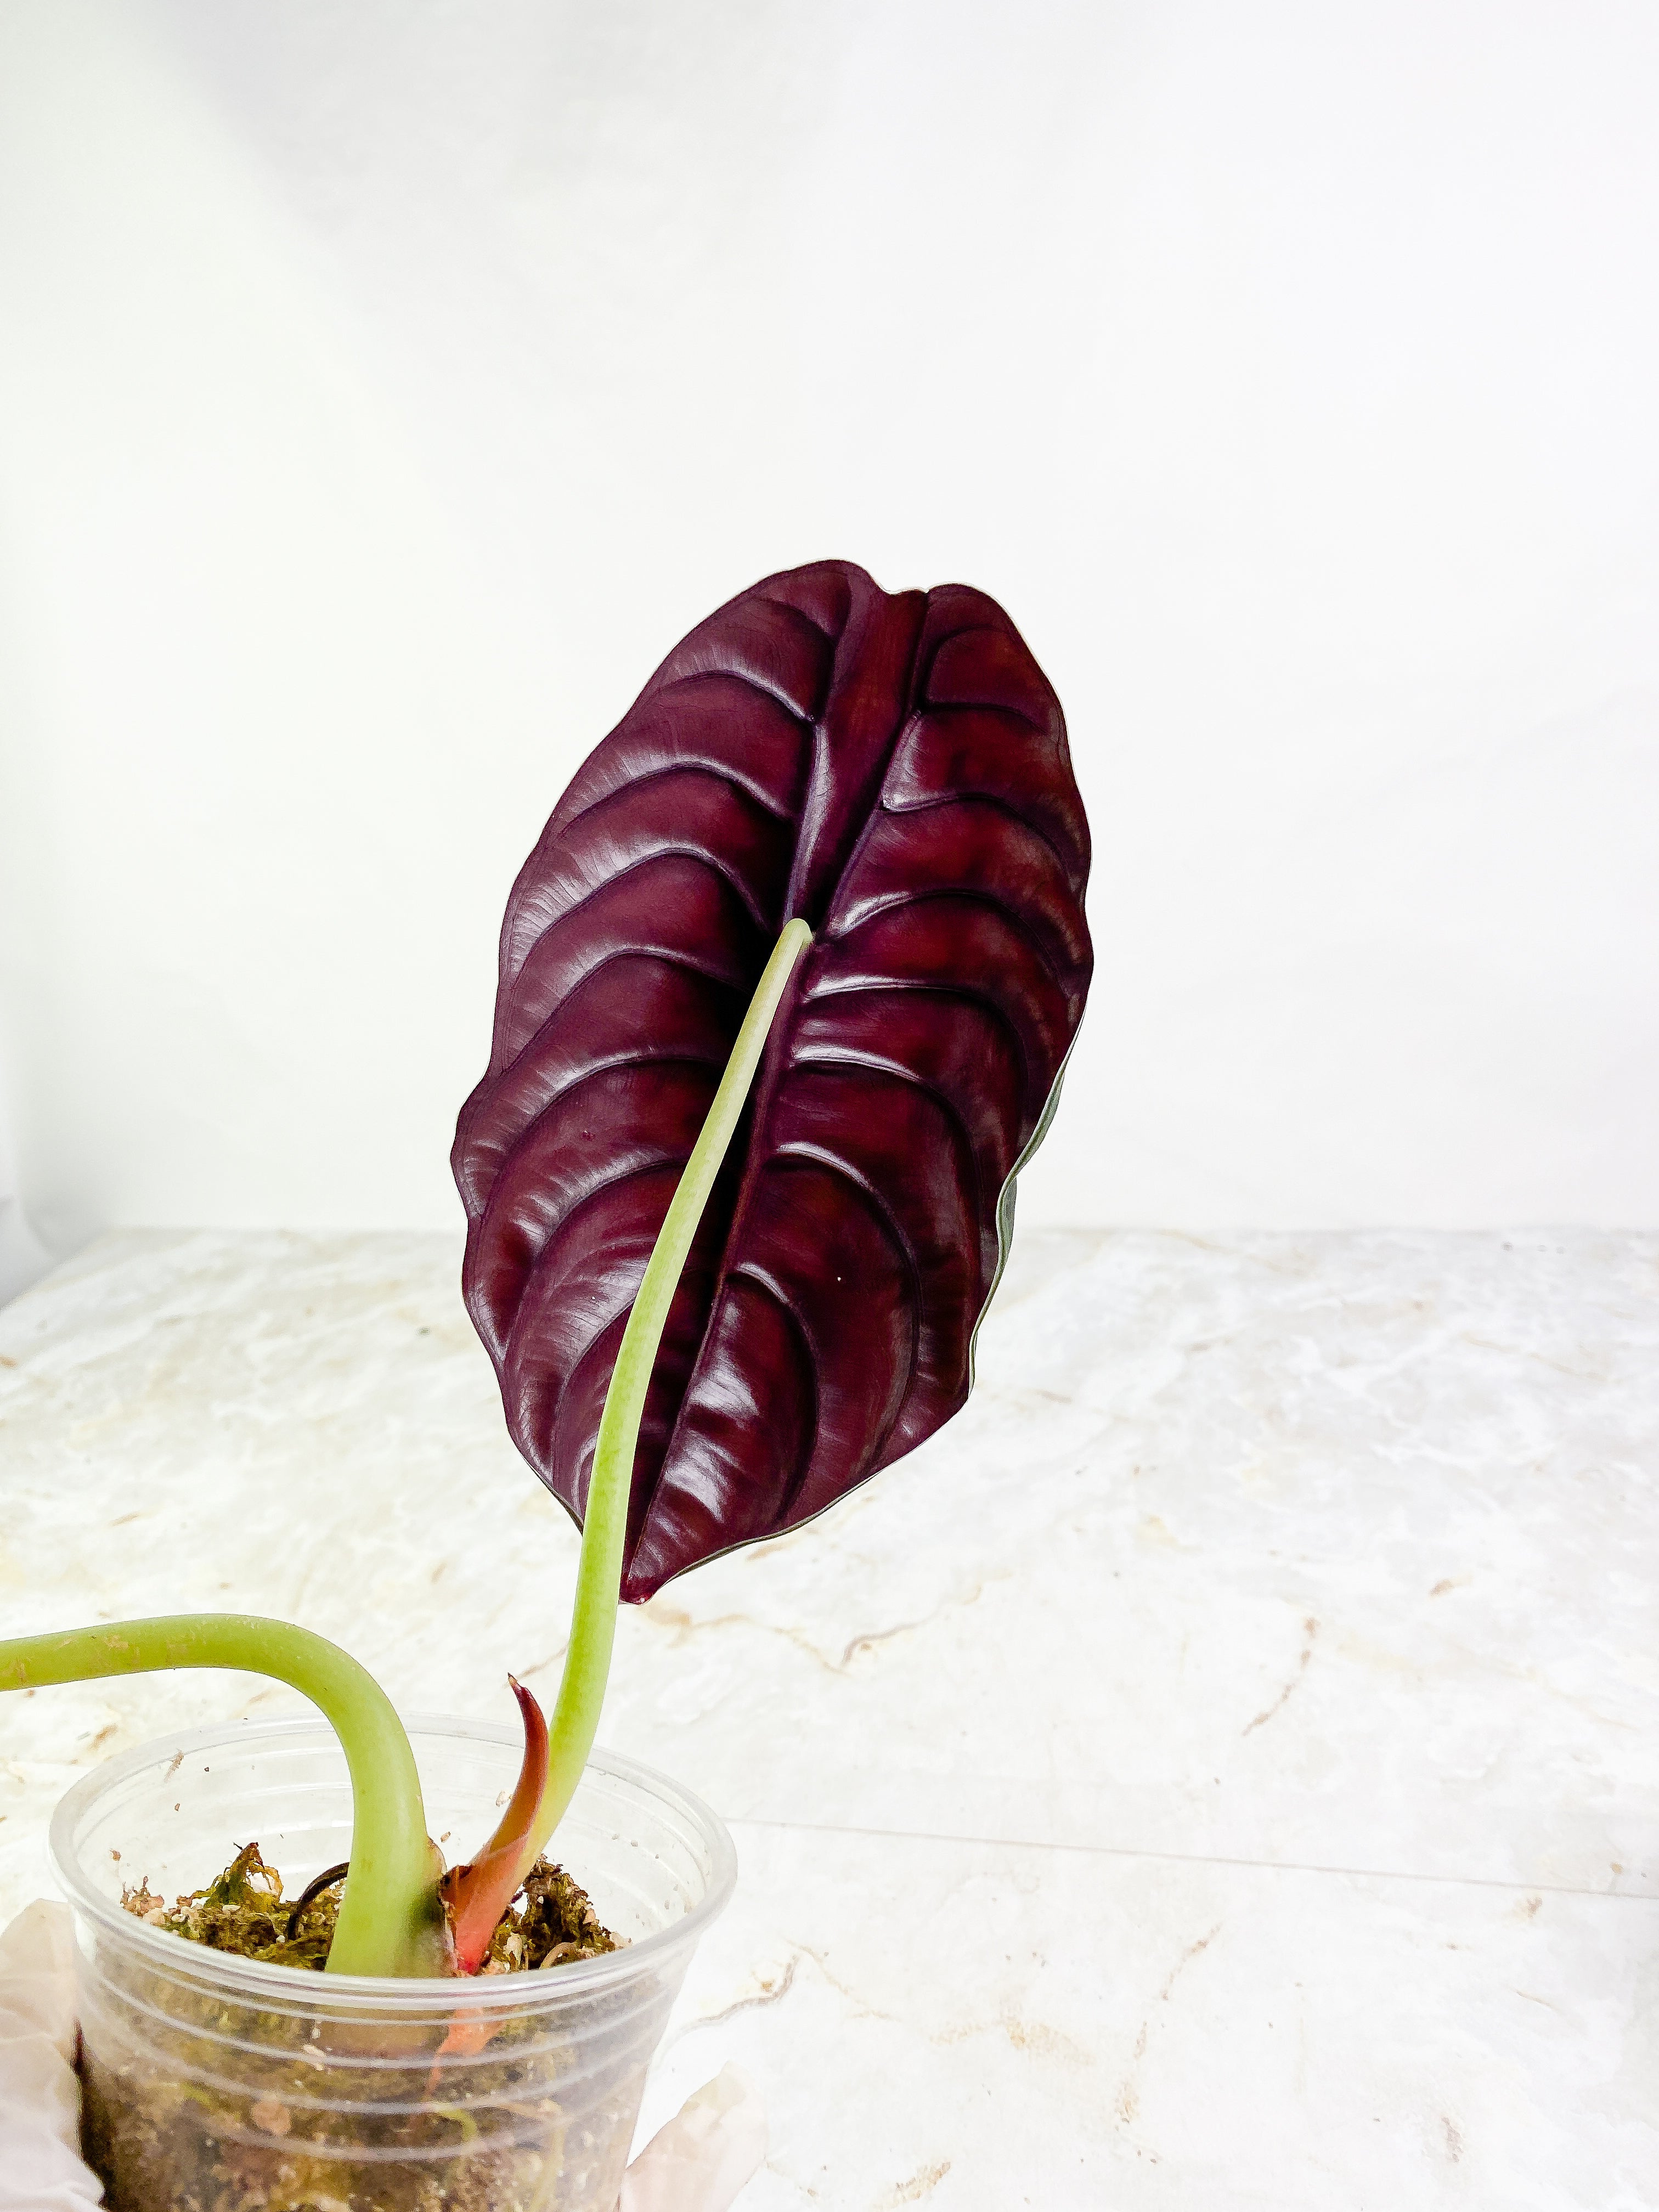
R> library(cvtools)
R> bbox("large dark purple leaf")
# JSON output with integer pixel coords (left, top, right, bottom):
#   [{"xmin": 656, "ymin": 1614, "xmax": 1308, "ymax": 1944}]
[{"xmin": 454, "ymin": 560, "xmax": 1092, "ymax": 1599}]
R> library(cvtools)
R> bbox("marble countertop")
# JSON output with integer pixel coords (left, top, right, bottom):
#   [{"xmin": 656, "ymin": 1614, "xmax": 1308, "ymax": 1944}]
[{"xmin": 1, "ymin": 1228, "xmax": 1654, "ymax": 2207}]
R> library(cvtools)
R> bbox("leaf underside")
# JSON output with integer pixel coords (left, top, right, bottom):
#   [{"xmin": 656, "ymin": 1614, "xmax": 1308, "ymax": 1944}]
[{"xmin": 453, "ymin": 560, "xmax": 1093, "ymax": 1599}]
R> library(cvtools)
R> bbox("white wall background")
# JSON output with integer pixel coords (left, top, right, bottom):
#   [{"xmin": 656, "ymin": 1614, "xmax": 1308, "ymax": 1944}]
[{"xmin": 2, "ymin": 0, "xmax": 1656, "ymax": 1293}]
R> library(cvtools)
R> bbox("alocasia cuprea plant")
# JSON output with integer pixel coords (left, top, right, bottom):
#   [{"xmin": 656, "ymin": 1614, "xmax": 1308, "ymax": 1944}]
[{"xmin": 0, "ymin": 558, "xmax": 1091, "ymax": 1981}]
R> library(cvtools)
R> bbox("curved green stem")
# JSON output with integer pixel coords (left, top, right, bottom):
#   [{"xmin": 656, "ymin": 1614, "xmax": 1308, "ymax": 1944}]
[
  {"xmin": 521, "ymin": 917, "xmax": 812, "ymax": 1872},
  {"xmin": 0, "ymin": 1614, "xmax": 444, "ymax": 1977}
]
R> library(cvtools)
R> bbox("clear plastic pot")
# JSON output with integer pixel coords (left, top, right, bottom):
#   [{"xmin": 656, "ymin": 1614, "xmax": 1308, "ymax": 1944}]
[{"xmin": 50, "ymin": 1715, "xmax": 736, "ymax": 2212}]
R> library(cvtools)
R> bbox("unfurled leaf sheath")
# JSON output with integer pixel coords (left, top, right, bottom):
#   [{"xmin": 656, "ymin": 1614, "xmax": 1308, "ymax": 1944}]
[
  {"xmin": 0, "ymin": 1614, "xmax": 444, "ymax": 1977},
  {"xmin": 520, "ymin": 917, "xmax": 813, "ymax": 1872}
]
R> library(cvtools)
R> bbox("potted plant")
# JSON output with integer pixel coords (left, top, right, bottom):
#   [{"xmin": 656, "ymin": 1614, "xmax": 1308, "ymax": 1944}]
[{"xmin": 1, "ymin": 560, "xmax": 1092, "ymax": 2210}]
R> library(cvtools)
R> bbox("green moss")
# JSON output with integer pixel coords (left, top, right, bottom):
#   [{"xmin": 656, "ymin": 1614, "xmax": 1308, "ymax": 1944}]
[{"xmin": 121, "ymin": 1843, "xmax": 618, "ymax": 1973}]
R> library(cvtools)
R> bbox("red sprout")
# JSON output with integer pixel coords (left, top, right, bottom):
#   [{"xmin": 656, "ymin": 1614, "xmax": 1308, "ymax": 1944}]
[{"xmin": 437, "ymin": 1676, "xmax": 549, "ymax": 1974}]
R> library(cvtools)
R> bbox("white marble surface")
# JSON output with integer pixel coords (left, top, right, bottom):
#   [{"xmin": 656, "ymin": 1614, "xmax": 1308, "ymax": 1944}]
[{"xmin": 1, "ymin": 1227, "xmax": 1655, "ymax": 2207}]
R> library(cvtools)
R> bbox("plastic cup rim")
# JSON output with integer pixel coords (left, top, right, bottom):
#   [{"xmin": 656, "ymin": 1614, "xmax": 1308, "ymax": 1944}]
[{"xmin": 49, "ymin": 1711, "xmax": 737, "ymax": 2012}]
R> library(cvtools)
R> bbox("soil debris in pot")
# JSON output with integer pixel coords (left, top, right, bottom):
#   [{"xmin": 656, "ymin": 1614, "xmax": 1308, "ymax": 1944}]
[
  {"xmin": 91, "ymin": 1845, "xmax": 636, "ymax": 2211},
  {"xmin": 120, "ymin": 1840, "xmax": 620, "ymax": 1971}
]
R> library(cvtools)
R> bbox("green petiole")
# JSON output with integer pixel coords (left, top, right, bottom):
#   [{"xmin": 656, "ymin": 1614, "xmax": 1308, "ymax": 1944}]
[
  {"xmin": 518, "ymin": 916, "xmax": 812, "ymax": 1876},
  {"xmin": 0, "ymin": 1613, "xmax": 444, "ymax": 1977}
]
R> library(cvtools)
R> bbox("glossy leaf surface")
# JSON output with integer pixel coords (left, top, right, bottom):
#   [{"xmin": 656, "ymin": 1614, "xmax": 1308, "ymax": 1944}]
[{"xmin": 454, "ymin": 561, "xmax": 1092, "ymax": 1598}]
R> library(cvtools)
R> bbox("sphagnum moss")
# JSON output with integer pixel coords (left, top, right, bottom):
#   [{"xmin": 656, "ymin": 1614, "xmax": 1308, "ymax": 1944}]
[{"xmin": 120, "ymin": 1840, "xmax": 619, "ymax": 1973}]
